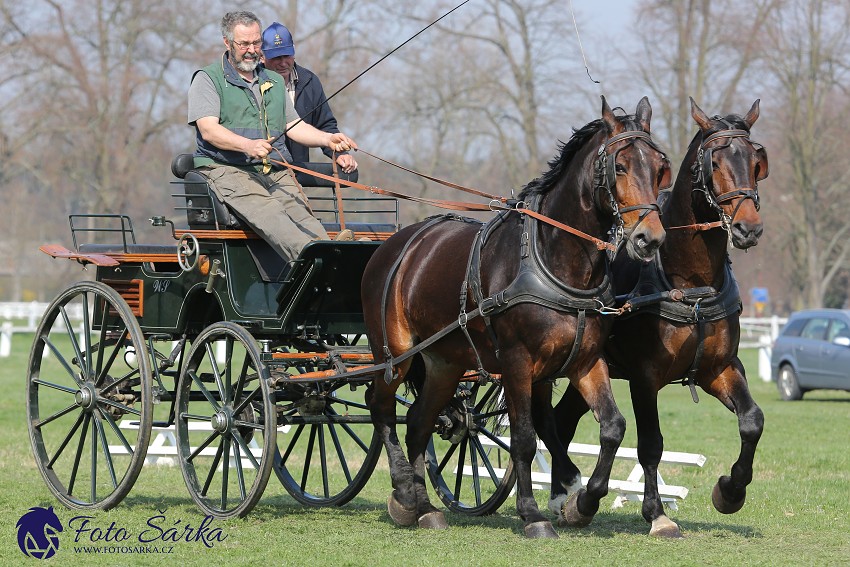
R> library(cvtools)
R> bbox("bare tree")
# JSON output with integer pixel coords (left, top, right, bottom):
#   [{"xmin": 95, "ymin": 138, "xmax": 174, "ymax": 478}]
[
  {"xmin": 760, "ymin": 0, "xmax": 850, "ymax": 308},
  {"xmin": 633, "ymin": 0, "xmax": 782, "ymax": 164}
]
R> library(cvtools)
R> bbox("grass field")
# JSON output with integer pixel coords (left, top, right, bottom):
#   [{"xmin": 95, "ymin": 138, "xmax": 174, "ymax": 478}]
[{"xmin": 2, "ymin": 338, "xmax": 848, "ymax": 566}]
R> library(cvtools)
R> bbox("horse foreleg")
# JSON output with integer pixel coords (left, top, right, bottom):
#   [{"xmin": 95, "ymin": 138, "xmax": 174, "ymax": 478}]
[
  {"xmin": 549, "ymin": 384, "xmax": 590, "ymax": 516},
  {"xmin": 628, "ymin": 381, "xmax": 682, "ymax": 537},
  {"xmin": 704, "ymin": 362, "xmax": 764, "ymax": 514},
  {"xmin": 504, "ymin": 375, "xmax": 558, "ymax": 538},
  {"xmin": 561, "ymin": 360, "xmax": 626, "ymax": 527}
]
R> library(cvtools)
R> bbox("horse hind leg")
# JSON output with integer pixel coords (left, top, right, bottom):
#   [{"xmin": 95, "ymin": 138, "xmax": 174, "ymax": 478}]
[
  {"xmin": 548, "ymin": 384, "xmax": 591, "ymax": 518},
  {"xmin": 402, "ymin": 356, "xmax": 470, "ymax": 530},
  {"xmin": 368, "ymin": 358, "xmax": 419, "ymax": 527},
  {"xmin": 628, "ymin": 382, "xmax": 683, "ymax": 538}
]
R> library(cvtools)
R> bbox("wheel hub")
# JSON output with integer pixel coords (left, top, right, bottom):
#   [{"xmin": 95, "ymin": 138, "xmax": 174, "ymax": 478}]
[
  {"xmin": 211, "ymin": 409, "xmax": 232, "ymax": 433},
  {"xmin": 74, "ymin": 384, "xmax": 97, "ymax": 410}
]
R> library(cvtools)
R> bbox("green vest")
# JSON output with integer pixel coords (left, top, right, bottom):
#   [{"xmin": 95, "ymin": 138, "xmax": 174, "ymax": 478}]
[{"xmin": 193, "ymin": 53, "xmax": 291, "ymax": 171}]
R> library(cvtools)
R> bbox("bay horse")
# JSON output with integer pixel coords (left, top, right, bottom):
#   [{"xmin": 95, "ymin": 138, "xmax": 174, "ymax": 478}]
[
  {"xmin": 550, "ymin": 98, "xmax": 769, "ymax": 537},
  {"xmin": 362, "ymin": 97, "xmax": 671, "ymax": 538}
]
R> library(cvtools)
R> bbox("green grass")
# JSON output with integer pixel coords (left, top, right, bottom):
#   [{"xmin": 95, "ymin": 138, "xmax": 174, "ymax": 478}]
[{"xmin": 2, "ymin": 338, "xmax": 849, "ymax": 566}]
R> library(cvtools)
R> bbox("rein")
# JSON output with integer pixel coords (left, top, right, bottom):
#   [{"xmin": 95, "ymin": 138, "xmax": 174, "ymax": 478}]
[{"xmin": 267, "ymin": 155, "xmax": 618, "ymax": 251}]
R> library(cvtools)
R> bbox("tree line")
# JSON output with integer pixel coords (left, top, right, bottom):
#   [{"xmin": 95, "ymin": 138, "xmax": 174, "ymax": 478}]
[{"xmin": 1, "ymin": 0, "xmax": 848, "ymax": 312}]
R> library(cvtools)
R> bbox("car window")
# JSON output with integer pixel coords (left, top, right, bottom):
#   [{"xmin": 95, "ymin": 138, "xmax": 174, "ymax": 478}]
[
  {"xmin": 827, "ymin": 319, "xmax": 850, "ymax": 342},
  {"xmin": 781, "ymin": 317, "xmax": 807, "ymax": 337},
  {"xmin": 800, "ymin": 317, "xmax": 829, "ymax": 341}
]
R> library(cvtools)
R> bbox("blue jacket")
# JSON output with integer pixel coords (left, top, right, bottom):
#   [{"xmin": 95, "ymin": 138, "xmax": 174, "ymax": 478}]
[{"xmin": 286, "ymin": 63, "xmax": 342, "ymax": 164}]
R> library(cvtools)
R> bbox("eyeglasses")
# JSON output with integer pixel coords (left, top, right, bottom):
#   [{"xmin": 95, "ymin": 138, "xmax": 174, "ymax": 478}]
[{"xmin": 232, "ymin": 39, "xmax": 262, "ymax": 50}]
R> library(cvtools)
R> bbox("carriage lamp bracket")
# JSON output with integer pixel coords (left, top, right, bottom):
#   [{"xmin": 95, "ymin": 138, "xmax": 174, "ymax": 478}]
[
  {"xmin": 204, "ymin": 259, "xmax": 225, "ymax": 293},
  {"xmin": 149, "ymin": 216, "xmax": 177, "ymax": 239}
]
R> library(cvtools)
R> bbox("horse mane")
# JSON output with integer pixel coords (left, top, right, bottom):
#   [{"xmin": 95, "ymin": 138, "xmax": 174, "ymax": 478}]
[{"xmin": 519, "ymin": 112, "xmax": 645, "ymax": 200}]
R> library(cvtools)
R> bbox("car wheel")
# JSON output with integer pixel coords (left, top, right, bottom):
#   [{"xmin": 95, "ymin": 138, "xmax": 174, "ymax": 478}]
[{"xmin": 777, "ymin": 364, "xmax": 803, "ymax": 401}]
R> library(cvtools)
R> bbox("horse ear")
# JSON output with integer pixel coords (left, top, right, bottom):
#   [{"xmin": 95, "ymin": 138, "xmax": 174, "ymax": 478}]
[
  {"xmin": 690, "ymin": 97, "xmax": 712, "ymax": 131},
  {"xmin": 601, "ymin": 95, "xmax": 617, "ymax": 133},
  {"xmin": 635, "ymin": 96, "xmax": 652, "ymax": 131},
  {"xmin": 743, "ymin": 99, "xmax": 760, "ymax": 129}
]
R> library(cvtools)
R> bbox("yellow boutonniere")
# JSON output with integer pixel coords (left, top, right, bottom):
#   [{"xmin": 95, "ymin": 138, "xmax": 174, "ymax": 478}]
[{"xmin": 260, "ymin": 81, "xmax": 274, "ymax": 95}]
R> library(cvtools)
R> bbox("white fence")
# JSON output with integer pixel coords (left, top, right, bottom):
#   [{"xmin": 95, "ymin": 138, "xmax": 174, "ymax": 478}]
[
  {"xmin": 1, "ymin": 303, "xmax": 788, "ymax": 379},
  {"xmin": 0, "ymin": 301, "xmax": 84, "ymax": 357}
]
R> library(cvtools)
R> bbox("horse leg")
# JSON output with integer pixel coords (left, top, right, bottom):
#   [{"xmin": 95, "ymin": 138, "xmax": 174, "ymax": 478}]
[
  {"xmin": 703, "ymin": 362, "xmax": 765, "ymax": 514},
  {"xmin": 401, "ymin": 356, "xmax": 463, "ymax": 529},
  {"xmin": 549, "ymin": 384, "xmax": 591, "ymax": 517},
  {"xmin": 367, "ymin": 360, "xmax": 419, "ymax": 527},
  {"xmin": 628, "ymin": 381, "xmax": 682, "ymax": 538},
  {"xmin": 504, "ymin": 372, "xmax": 558, "ymax": 539},
  {"xmin": 560, "ymin": 359, "xmax": 626, "ymax": 528}
]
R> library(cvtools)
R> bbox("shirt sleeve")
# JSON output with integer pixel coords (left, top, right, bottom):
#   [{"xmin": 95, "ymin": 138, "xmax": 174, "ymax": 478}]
[
  {"xmin": 188, "ymin": 71, "xmax": 221, "ymax": 125},
  {"xmin": 284, "ymin": 86, "xmax": 301, "ymax": 124}
]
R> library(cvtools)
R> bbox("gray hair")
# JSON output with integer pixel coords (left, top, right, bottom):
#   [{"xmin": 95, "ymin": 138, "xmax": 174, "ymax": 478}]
[{"xmin": 220, "ymin": 11, "xmax": 261, "ymax": 41}]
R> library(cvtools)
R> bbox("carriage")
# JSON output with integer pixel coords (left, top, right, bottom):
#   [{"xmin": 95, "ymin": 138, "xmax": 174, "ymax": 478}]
[{"xmin": 26, "ymin": 156, "xmax": 514, "ymax": 519}]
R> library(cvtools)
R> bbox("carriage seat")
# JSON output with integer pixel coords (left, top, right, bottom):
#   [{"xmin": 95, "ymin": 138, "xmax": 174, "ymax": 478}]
[
  {"xmin": 171, "ymin": 154, "xmax": 241, "ymax": 230},
  {"xmin": 171, "ymin": 153, "xmax": 368, "ymax": 232}
]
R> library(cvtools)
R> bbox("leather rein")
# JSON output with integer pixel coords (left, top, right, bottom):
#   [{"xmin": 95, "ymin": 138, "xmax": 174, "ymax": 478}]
[{"xmin": 268, "ymin": 127, "xmax": 662, "ymax": 254}]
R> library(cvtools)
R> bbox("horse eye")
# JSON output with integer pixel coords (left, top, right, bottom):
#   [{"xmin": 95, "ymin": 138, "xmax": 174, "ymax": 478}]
[
  {"xmin": 711, "ymin": 161, "xmax": 720, "ymax": 171},
  {"xmin": 615, "ymin": 163, "xmax": 627, "ymax": 174}
]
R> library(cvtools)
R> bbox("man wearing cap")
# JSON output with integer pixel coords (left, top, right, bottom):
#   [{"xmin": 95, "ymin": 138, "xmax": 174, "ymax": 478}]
[
  {"xmin": 262, "ymin": 22, "xmax": 358, "ymax": 174},
  {"xmin": 188, "ymin": 11, "xmax": 358, "ymax": 263}
]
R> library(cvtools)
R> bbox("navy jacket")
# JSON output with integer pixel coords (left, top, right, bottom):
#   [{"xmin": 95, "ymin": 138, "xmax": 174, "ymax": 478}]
[{"xmin": 286, "ymin": 63, "xmax": 343, "ymax": 164}]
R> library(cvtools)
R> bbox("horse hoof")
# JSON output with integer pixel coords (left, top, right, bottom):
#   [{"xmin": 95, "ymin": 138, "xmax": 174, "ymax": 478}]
[
  {"xmin": 548, "ymin": 493, "xmax": 568, "ymax": 517},
  {"xmin": 387, "ymin": 494, "xmax": 417, "ymax": 527},
  {"xmin": 524, "ymin": 521, "xmax": 559, "ymax": 539},
  {"xmin": 711, "ymin": 482, "xmax": 745, "ymax": 514},
  {"xmin": 418, "ymin": 511, "xmax": 448, "ymax": 529},
  {"xmin": 649, "ymin": 515, "xmax": 683, "ymax": 538},
  {"xmin": 558, "ymin": 491, "xmax": 593, "ymax": 528}
]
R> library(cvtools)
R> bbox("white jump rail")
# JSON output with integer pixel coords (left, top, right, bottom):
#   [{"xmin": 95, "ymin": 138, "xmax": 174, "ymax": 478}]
[
  {"xmin": 466, "ymin": 437, "xmax": 706, "ymax": 510},
  {"xmin": 108, "ymin": 420, "xmax": 291, "ymax": 469}
]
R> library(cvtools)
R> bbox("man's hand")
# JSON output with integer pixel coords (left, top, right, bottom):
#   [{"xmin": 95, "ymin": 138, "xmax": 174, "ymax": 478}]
[
  {"xmin": 335, "ymin": 153, "xmax": 358, "ymax": 174},
  {"xmin": 328, "ymin": 132, "xmax": 357, "ymax": 153},
  {"xmin": 245, "ymin": 138, "xmax": 273, "ymax": 159}
]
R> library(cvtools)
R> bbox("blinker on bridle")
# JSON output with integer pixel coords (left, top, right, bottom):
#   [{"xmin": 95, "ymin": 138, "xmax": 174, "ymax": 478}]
[
  {"xmin": 594, "ymin": 130, "xmax": 667, "ymax": 252},
  {"xmin": 691, "ymin": 122, "xmax": 764, "ymax": 232}
]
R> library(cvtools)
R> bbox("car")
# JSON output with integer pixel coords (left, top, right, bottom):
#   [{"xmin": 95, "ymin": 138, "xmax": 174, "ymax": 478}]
[{"xmin": 770, "ymin": 308, "xmax": 850, "ymax": 400}]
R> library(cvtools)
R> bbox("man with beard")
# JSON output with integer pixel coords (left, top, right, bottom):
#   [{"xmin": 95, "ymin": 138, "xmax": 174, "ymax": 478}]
[{"xmin": 188, "ymin": 11, "xmax": 358, "ymax": 262}]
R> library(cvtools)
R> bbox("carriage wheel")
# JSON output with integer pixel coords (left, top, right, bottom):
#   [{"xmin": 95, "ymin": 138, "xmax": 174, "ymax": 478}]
[
  {"xmin": 425, "ymin": 380, "xmax": 516, "ymax": 515},
  {"xmin": 27, "ymin": 281, "xmax": 152, "ymax": 510},
  {"xmin": 175, "ymin": 322, "xmax": 276, "ymax": 518},
  {"xmin": 273, "ymin": 380, "xmax": 382, "ymax": 506}
]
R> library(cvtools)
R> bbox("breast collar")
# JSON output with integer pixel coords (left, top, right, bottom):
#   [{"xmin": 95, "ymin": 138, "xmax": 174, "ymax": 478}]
[
  {"xmin": 617, "ymin": 253, "xmax": 742, "ymax": 323},
  {"xmin": 467, "ymin": 193, "xmax": 614, "ymax": 318}
]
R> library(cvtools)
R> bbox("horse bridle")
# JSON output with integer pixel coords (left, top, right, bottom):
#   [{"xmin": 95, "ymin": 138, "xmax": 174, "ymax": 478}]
[
  {"xmin": 594, "ymin": 130, "xmax": 668, "ymax": 251},
  {"xmin": 691, "ymin": 122, "xmax": 764, "ymax": 231}
]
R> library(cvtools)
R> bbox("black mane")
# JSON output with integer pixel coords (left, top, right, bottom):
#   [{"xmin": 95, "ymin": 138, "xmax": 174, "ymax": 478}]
[{"xmin": 519, "ymin": 112, "xmax": 644, "ymax": 200}]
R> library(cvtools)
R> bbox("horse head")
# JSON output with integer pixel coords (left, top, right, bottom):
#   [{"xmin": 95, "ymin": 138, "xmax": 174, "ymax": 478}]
[
  {"xmin": 689, "ymin": 98, "xmax": 768, "ymax": 249},
  {"xmin": 597, "ymin": 96, "xmax": 670, "ymax": 261}
]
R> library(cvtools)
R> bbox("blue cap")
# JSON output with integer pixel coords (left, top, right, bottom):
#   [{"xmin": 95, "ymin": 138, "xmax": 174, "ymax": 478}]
[{"xmin": 262, "ymin": 22, "xmax": 295, "ymax": 59}]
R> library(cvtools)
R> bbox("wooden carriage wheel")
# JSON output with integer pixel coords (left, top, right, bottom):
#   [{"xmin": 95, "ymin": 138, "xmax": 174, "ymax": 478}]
[
  {"xmin": 27, "ymin": 281, "xmax": 153, "ymax": 510},
  {"xmin": 175, "ymin": 322, "xmax": 276, "ymax": 518}
]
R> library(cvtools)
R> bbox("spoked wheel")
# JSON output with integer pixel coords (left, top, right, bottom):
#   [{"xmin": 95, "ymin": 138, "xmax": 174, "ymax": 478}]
[
  {"xmin": 273, "ymin": 379, "xmax": 382, "ymax": 506},
  {"xmin": 27, "ymin": 281, "xmax": 152, "ymax": 510},
  {"xmin": 425, "ymin": 379, "xmax": 516, "ymax": 515},
  {"xmin": 175, "ymin": 322, "xmax": 276, "ymax": 518}
]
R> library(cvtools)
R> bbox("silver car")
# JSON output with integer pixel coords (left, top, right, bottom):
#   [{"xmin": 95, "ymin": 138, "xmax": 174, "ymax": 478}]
[{"xmin": 770, "ymin": 308, "xmax": 850, "ymax": 400}]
